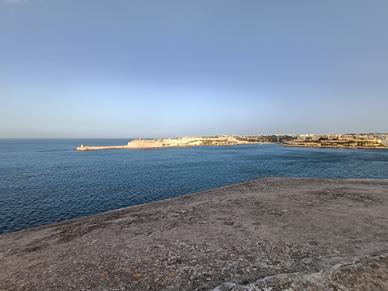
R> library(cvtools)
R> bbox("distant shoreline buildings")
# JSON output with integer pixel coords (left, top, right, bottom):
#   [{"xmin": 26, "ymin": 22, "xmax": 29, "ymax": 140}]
[{"xmin": 283, "ymin": 133, "xmax": 388, "ymax": 149}]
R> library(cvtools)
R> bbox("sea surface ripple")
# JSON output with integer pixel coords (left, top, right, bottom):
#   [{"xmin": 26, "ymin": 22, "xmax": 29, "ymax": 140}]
[{"xmin": 1, "ymin": 139, "xmax": 388, "ymax": 234}]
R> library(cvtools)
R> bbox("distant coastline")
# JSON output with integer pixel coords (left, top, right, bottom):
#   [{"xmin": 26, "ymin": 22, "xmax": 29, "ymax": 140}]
[
  {"xmin": 75, "ymin": 136, "xmax": 258, "ymax": 151},
  {"xmin": 75, "ymin": 133, "xmax": 388, "ymax": 151},
  {"xmin": 283, "ymin": 133, "xmax": 388, "ymax": 149}
]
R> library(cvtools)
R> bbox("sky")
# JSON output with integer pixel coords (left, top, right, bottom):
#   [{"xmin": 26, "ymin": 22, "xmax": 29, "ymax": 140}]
[{"xmin": 0, "ymin": 0, "xmax": 387, "ymax": 138}]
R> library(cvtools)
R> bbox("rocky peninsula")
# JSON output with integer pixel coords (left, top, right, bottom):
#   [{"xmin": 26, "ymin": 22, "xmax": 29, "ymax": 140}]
[
  {"xmin": 75, "ymin": 136, "xmax": 254, "ymax": 151},
  {"xmin": 1, "ymin": 178, "xmax": 388, "ymax": 290}
]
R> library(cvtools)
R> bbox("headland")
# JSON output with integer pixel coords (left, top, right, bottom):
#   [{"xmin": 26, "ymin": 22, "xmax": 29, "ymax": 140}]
[
  {"xmin": 1, "ymin": 178, "xmax": 388, "ymax": 290},
  {"xmin": 75, "ymin": 135, "xmax": 255, "ymax": 151}
]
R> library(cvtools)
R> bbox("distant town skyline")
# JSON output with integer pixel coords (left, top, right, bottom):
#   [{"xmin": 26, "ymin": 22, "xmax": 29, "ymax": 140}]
[{"xmin": 1, "ymin": 0, "xmax": 388, "ymax": 138}]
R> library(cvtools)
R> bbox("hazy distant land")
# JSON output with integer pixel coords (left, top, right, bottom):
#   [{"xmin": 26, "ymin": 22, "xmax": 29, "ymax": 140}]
[{"xmin": 76, "ymin": 133, "xmax": 388, "ymax": 151}]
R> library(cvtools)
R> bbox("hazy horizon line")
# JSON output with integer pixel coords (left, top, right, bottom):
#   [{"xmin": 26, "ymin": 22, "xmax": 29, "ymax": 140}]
[{"xmin": 1, "ymin": 132, "xmax": 387, "ymax": 139}]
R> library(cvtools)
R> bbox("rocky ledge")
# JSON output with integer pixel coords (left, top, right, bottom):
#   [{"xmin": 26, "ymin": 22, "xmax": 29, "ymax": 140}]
[{"xmin": 1, "ymin": 178, "xmax": 388, "ymax": 290}]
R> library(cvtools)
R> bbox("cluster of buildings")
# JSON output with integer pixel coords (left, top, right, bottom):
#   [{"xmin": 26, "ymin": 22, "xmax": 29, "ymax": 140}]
[{"xmin": 284, "ymin": 134, "xmax": 388, "ymax": 149}]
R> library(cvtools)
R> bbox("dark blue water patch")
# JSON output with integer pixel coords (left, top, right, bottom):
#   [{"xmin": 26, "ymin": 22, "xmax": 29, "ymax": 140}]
[{"xmin": 0, "ymin": 139, "xmax": 388, "ymax": 234}]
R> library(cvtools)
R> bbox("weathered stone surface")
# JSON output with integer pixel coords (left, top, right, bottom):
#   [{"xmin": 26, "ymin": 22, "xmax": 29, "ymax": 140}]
[
  {"xmin": 1, "ymin": 178, "xmax": 388, "ymax": 290},
  {"xmin": 213, "ymin": 255, "xmax": 388, "ymax": 290}
]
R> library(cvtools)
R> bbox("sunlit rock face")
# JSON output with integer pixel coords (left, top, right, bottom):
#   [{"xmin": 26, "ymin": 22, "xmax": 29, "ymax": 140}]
[{"xmin": 127, "ymin": 136, "xmax": 246, "ymax": 148}]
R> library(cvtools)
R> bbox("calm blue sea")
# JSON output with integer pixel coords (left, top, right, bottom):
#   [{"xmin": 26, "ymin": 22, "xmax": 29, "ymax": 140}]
[{"xmin": 1, "ymin": 139, "xmax": 388, "ymax": 234}]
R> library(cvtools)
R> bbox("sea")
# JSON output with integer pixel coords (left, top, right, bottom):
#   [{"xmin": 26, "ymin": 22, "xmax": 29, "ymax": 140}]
[{"xmin": 1, "ymin": 139, "xmax": 388, "ymax": 234}]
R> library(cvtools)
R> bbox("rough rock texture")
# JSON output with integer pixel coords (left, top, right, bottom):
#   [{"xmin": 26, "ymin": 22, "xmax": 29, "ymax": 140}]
[
  {"xmin": 213, "ymin": 255, "xmax": 388, "ymax": 290},
  {"xmin": 0, "ymin": 178, "xmax": 388, "ymax": 291}
]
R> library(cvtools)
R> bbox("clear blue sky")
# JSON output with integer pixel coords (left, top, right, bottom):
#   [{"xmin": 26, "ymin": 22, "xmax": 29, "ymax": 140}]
[{"xmin": 1, "ymin": 0, "xmax": 387, "ymax": 138}]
